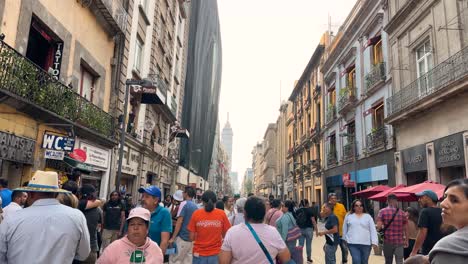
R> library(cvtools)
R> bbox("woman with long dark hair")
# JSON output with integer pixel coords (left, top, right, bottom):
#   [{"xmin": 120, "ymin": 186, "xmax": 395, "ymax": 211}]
[
  {"xmin": 276, "ymin": 200, "xmax": 300, "ymax": 256},
  {"xmin": 427, "ymin": 179, "xmax": 468, "ymax": 263},
  {"xmin": 404, "ymin": 207, "xmax": 419, "ymax": 259},
  {"xmin": 188, "ymin": 190, "xmax": 231, "ymax": 264},
  {"xmin": 342, "ymin": 199, "xmax": 378, "ymax": 264}
]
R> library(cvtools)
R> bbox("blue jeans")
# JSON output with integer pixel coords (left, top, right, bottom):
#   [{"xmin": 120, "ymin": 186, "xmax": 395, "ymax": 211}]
[
  {"xmin": 193, "ymin": 255, "xmax": 218, "ymax": 264},
  {"xmin": 298, "ymin": 227, "xmax": 313, "ymax": 259},
  {"xmin": 324, "ymin": 243, "xmax": 338, "ymax": 264},
  {"xmin": 348, "ymin": 244, "xmax": 372, "ymax": 264}
]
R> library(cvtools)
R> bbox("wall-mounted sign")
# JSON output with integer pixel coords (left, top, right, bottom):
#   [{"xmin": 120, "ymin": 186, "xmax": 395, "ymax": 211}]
[
  {"xmin": 44, "ymin": 150, "xmax": 64, "ymax": 160},
  {"xmin": 42, "ymin": 132, "xmax": 75, "ymax": 152},
  {"xmin": 51, "ymin": 42, "xmax": 64, "ymax": 80},
  {"xmin": 122, "ymin": 147, "xmax": 140, "ymax": 176},
  {"xmin": 402, "ymin": 144, "xmax": 427, "ymax": 173},
  {"xmin": 69, "ymin": 149, "xmax": 87, "ymax": 163},
  {"xmin": 434, "ymin": 132, "xmax": 465, "ymax": 168},
  {"xmin": 80, "ymin": 142, "xmax": 109, "ymax": 169},
  {"xmin": 0, "ymin": 131, "xmax": 35, "ymax": 164}
]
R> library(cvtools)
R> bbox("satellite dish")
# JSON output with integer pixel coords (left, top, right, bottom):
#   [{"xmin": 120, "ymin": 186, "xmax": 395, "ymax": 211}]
[
  {"xmin": 145, "ymin": 119, "xmax": 155, "ymax": 131},
  {"xmin": 168, "ymin": 141, "xmax": 177, "ymax": 150}
]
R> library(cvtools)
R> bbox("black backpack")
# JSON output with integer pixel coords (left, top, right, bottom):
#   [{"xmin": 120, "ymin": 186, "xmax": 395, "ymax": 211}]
[{"xmin": 295, "ymin": 208, "xmax": 309, "ymax": 228}]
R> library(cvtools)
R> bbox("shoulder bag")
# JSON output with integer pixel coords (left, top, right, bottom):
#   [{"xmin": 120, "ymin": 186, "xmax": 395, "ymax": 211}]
[
  {"xmin": 267, "ymin": 209, "xmax": 278, "ymax": 224},
  {"xmin": 379, "ymin": 208, "xmax": 399, "ymax": 239},
  {"xmin": 286, "ymin": 214, "xmax": 302, "ymax": 242},
  {"xmin": 246, "ymin": 222, "xmax": 274, "ymax": 264}
]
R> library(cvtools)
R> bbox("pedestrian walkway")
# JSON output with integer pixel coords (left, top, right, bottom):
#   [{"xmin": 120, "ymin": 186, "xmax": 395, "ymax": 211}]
[
  {"xmin": 306, "ymin": 222, "xmax": 385, "ymax": 264},
  {"xmin": 308, "ymin": 234, "xmax": 385, "ymax": 264}
]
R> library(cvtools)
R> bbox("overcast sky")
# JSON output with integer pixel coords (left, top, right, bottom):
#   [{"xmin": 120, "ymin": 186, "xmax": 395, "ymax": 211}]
[{"xmin": 217, "ymin": 0, "xmax": 358, "ymax": 186}]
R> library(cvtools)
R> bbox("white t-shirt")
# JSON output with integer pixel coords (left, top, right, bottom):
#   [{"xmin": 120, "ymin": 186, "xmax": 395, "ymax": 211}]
[{"xmin": 221, "ymin": 223, "xmax": 287, "ymax": 264}]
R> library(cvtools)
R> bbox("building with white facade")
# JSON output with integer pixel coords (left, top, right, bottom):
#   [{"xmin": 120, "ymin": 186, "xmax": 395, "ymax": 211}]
[{"xmin": 322, "ymin": 0, "xmax": 395, "ymax": 209}]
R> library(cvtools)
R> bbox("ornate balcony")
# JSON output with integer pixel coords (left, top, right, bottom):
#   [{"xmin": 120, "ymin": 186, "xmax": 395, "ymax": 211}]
[
  {"xmin": 365, "ymin": 62, "xmax": 386, "ymax": 95},
  {"xmin": 327, "ymin": 149, "xmax": 337, "ymax": 166},
  {"xmin": 0, "ymin": 39, "xmax": 114, "ymax": 138},
  {"xmin": 342, "ymin": 141, "xmax": 355, "ymax": 163},
  {"xmin": 79, "ymin": 0, "xmax": 128, "ymax": 35},
  {"xmin": 366, "ymin": 127, "xmax": 387, "ymax": 153},
  {"xmin": 326, "ymin": 105, "xmax": 336, "ymax": 124},
  {"xmin": 387, "ymin": 46, "xmax": 468, "ymax": 122},
  {"xmin": 338, "ymin": 86, "xmax": 357, "ymax": 114}
]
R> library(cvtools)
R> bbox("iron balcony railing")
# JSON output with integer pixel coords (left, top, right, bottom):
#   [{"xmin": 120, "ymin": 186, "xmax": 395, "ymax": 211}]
[
  {"xmin": 327, "ymin": 148, "xmax": 337, "ymax": 166},
  {"xmin": 338, "ymin": 86, "xmax": 356, "ymax": 112},
  {"xmin": 326, "ymin": 104, "xmax": 336, "ymax": 123},
  {"xmin": 0, "ymin": 40, "xmax": 114, "ymax": 137},
  {"xmin": 342, "ymin": 141, "xmax": 355, "ymax": 162},
  {"xmin": 366, "ymin": 127, "xmax": 387, "ymax": 152},
  {"xmin": 387, "ymin": 46, "xmax": 468, "ymax": 116},
  {"xmin": 365, "ymin": 62, "xmax": 386, "ymax": 94}
]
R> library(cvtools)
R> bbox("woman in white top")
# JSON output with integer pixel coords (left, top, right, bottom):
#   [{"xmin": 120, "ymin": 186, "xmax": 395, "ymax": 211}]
[{"xmin": 342, "ymin": 199, "xmax": 378, "ymax": 264}]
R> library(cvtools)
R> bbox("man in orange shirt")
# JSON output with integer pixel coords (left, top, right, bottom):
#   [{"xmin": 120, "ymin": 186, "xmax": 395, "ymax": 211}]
[{"xmin": 188, "ymin": 190, "xmax": 231, "ymax": 264}]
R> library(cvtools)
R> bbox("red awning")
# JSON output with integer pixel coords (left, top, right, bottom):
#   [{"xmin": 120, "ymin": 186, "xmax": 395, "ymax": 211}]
[
  {"xmin": 368, "ymin": 184, "xmax": 407, "ymax": 202},
  {"xmin": 393, "ymin": 181, "xmax": 446, "ymax": 202},
  {"xmin": 352, "ymin": 185, "xmax": 391, "ymax": 198}
]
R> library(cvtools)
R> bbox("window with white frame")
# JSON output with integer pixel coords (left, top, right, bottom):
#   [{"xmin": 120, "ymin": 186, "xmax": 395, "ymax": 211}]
[
  {"xmin": 416, "ymin": 40, "xmax": 433, "ymax": 94},
  {"xmin": 134, "ymin": 37, "xmax": 144, "ymax": 73},
  {"xmin": 80, "ymin": 65, "xmax": 95, "ymax": 102}
]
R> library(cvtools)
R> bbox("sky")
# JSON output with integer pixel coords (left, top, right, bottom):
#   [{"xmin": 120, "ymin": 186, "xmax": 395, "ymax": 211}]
[{"xmin": 217, "ymin": 0, "xmax": 358, "ymax": 186}]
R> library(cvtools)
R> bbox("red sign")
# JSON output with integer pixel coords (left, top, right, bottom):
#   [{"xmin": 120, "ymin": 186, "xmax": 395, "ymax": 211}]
[
  {"xmin": 344, "ymin": 180, "xmax": 356, "ymax": 188},
  {"xmin": 342, "ymin": 173, "xmax": 350, "ymax": 182},
  {"xmin": 69, "ymin": 149, "xmax": 87, "ymax": 162}
]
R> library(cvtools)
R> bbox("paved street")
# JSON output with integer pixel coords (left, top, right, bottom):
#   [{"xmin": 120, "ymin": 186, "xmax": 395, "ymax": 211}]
[
  {"xmin": 305, "ymin": 222, "xmax": 385, "ymax": 264},
  {"xmin": 308, "ymin": 233, "xmax": 385, "ymax": 264}
]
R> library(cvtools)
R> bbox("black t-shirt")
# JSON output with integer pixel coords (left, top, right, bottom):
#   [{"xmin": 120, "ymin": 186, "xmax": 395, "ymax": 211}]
[
  {"xmin": 325, "ymin": 214, "xmax": 340, "ymax": 245},
  {"xmin": 78, "ymin": 200, "xmax": 100, "ymax": 252},
  {"xmin": 103, "ymin": 201, "xmax": 125, "ymax": 230},
  {"xmin": 418, "ymin": 207, "xmax": 443, "ymax": 255},
  {"xmin": 296, "ymin": 207, "xmax": 316, "ymax": 228}
]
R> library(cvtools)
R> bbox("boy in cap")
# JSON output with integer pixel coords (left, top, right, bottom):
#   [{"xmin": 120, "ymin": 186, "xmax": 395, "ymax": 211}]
[{"xmin": 410, "ymin": 190, "xmax": 444, "ymax": 256}]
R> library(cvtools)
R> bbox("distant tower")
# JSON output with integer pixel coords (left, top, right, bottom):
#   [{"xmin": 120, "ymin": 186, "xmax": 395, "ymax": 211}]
[{"xmin": 221, "ymin": 113, "xmax": 233, "ymax": 171}]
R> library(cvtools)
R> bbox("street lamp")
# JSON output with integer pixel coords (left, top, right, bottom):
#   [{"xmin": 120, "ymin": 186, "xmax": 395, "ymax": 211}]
[{"xmin": 116, "ymin": 78, "xmax": 156, "ymax": 192}]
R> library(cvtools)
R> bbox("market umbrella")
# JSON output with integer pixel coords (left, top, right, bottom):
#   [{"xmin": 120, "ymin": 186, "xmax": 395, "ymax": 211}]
[
  {"xmin": 393, "ymin": 181, "xmax": 446, "ymax": 202},
  {"xmin": 352, "ymin": 185, "xmax": 391, "ymax": 198},
  {"xmin": 368, "ymin": 184, "xmax": 407, "ymax": 202}
]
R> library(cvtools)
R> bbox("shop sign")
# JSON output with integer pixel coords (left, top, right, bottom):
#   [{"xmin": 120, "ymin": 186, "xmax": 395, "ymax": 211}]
[
  {"xmin": 44, "ymin": 150, "xmax": 64, "ymax": 160},
  {"xmin": 344, "ymin": 180, "xmax": 356, "ymax": 188},
  {"xmin": 51, "ymin": 42, "xmax": 64, "ymax": 80},
  {"xmin": 402, "ymin": 144, "xmax": 427, "ymax": 173},
  {"xmin": 122, "ymin": 147, "xmax": 140, "ymax": 176},
  {"xmin": 42, "ymin": 132, "xmax": 75, "ymax": 152},
  {"xmin": 0, "ymin": 131, "xmax": 35, "ymax": 164},
  {"xmin": 69, "ymin": 149, "xmax": 87, "ymax": 163},
  {"xmin": 80, "ymin": 142, "xmax": 109, "ymax": 169},
  {"xmin": 434, "ymin": 133, "xmax": 465, "ymax": 168}
]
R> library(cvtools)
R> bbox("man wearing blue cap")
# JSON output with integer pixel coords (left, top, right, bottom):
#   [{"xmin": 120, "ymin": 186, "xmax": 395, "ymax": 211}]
[
  {"xmin": 138, "ymin": 185, "xmax": 172, "ymax": 256},
  {"xmin": 410, "ymin": 189, "xmax": 444, "ymax": 257}
]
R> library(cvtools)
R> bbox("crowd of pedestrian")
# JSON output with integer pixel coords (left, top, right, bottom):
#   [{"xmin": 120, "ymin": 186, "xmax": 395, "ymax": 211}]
[{"xmin": 0, "ymin": 169, "xmax": 467, "ymax": 264}]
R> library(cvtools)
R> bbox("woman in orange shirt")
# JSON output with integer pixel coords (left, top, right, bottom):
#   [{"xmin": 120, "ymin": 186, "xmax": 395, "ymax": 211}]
[{"xmin": 188, "ymin": 190, "xmax": 231, "ymax": 264}]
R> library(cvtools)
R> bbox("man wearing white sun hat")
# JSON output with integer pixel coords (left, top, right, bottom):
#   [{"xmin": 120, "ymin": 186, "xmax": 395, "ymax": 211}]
[{"xmin": 0, "ymin": 170, "xmax": 90, "ymax": 264}]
